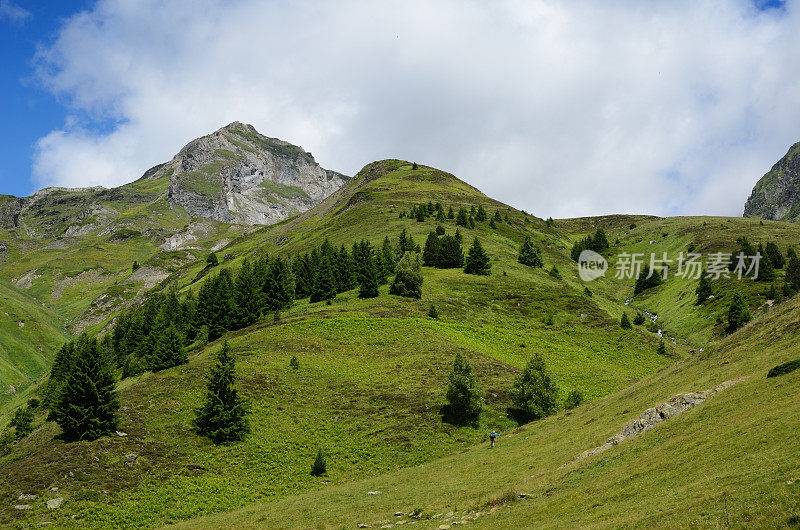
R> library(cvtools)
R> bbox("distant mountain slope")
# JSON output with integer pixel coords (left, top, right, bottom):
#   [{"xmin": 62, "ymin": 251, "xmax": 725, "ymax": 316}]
[
  {"xmin": 0, "ymin": 281, "xmax": 66, "ymax": 396},
  {"xmin": 744, "ymin": 142, "xmax": 800, "ymax": 220}
]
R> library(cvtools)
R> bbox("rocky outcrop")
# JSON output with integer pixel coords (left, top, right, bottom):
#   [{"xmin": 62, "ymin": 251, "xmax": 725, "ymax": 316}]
[
  {"xmin": 564, "ymin": 378, "xmax": 745, "ymax": 467},
  {"xmin": 148, "ymin": 121, "xmax": 348, "ymax": 225},
  {"xmin": 744, "ymin": 142, "xmax": 800, "ymax": 220}
]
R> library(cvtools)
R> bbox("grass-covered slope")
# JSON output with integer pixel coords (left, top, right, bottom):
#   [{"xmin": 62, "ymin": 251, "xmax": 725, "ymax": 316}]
[
  {"xmin": 178, "ymin": 282, "xmax": 800, "ymax": 529},
  {"xmin": 2, "ymin": 160, "xmax": 799, "ymax": 528},
  {"xmin": 0, "ymin": 282, "xmax": 67, "ymax": 395},
  {"xmin": 0, "ymin": 161, "xmax": 679, "ymax": 528}
]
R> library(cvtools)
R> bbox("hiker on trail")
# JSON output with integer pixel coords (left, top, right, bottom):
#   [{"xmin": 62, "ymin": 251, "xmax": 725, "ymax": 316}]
[{"xmin": 489, "ymin": 431, "xmax": 498, "ymax": 448}]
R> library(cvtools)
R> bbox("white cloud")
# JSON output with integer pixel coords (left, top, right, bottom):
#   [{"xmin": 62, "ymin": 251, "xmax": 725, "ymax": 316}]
[
  {"xmin": 32, "ymin": 0, "xmax": 800, "ymax": 217},
  {"xmin": 0, "ymin": 0, "xmax": 31, "ymax": 24}
]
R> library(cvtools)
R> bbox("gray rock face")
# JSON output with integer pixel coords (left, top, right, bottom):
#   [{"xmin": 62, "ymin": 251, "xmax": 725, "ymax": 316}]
[
  {"xmin": 148, "ymin": 121, "xmax": 348, "ymax": 225},
  {"xmin": 744, "ymin": 142, "xmax": 800, "ymax": 220}
]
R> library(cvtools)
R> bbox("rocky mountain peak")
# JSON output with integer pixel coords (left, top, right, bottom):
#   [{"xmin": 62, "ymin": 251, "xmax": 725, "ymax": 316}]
[
  {"xmin": 743, "ymin": 142, "xmax": 800, "ymax": 221},
  {"xmin": 154, "ymin": 122, "xmax": 348, "ymax": 225}
]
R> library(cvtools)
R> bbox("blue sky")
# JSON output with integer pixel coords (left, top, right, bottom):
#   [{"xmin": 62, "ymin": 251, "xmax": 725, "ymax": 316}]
[
  {"xmin": 0, "ymin": 0, "xmax": 90, "ymax": 197},
  {"xmin": 0, "ymin": 0, "xmax": 797, "ymax": 219}
]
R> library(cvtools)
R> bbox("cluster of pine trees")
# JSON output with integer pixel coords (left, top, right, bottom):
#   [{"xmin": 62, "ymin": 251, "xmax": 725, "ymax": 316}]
[
  {"xmin": 444, "ymin": 352, "xmax": 566, "ymax": 426},
  {"xmin": 570, "ymin": 228, "xmax": 610, "ymax": 261},
  {"xmin": 402, "ymin": 202, "xmax": 510, "ymax": 230},
  {"xmin": 421, "ymin": 229, "xmax": 491, "ymax": 275}
]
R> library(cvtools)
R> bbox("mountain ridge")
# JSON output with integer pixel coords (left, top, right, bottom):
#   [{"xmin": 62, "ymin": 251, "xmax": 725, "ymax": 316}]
[{"xmin": 743, "ymin": 141, "xmax": 800, "ymax": 220}]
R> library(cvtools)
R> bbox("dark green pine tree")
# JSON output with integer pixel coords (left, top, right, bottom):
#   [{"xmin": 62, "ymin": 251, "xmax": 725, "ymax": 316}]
[
  {"xmin": 262, "ymin": 256, "xmax": 295, "ymax": 311},
  {"xmin": 436, "ymin": 235, "xmax": 463, "ymax": 268},
  {"xmin": 696, "ymin": 272, "xmax": 713, "ymax": 304},
  {"xmin": 415, "ymin": 205, "xmax": 426, "ymax": 222},
  {"xmin": 444, "ymin": 352, "xmax": 483, "ymax": 425},
  {"xmin": 358, "ymin": 255, "xmax": 381, "ymax": 299},
  {"xmin": 456, "ymin": 208, "xmax": 469, "ymax": 227},
  {"xmin": 591, "ymin": 228, "xmax": 609, "ymax": 252},
  {"xmin": 620, "ymin": 313, "xmax": 632, "ymax": 329},
  {"xmin": 310, "ymin": 255, "xmax": 337, "ymax": 302},
  {"xmin": 193, "ymin": 342, "xmax": 250, "ymax": 444},
  {"xmin": 475, "ymin": 204, "xmax": 487, "ymax": 222},
  {"xmin": 511, "ymin": 353, "xmax": 559, "ymax": 422},
  {"xmin": 727, "ymin": 292, "xmax": 751, "ymax": 333},
  {"xmin": 518, "ymin": 237, "xmax": 543, "ymax": 268},
  {"xmin": 633, "ymin": 312, "xmax": 646, "ymax": 325},
  {"xmin": 758, "ymin": 247, "xmax": 775, "ymax": 282},
  {"xmin": 423, "ymin": 231, "xmax": 441, "ymax": 266},
  {"xmin": 468, "ymin": 215, "xmax": 475, "ymax": 229},
  {"xmin": 489, "ymin": 217, "xmax": 497, "ymax": 229},
  {"xmin": 381, "ymin": 236, "xmax": 396, "ymax": 278},
  {"xmin": 765, "ymin": 241, "xmax": 785, "ymax": 269},
  {"xmin": 233, "ymin": 259, "xmax": 260, "ymax": 330},
  {"xmin": 149, "ymin": 324, "xmax": 187, "ymax": 372},
  {"xmin": 436, "ymin": 208, "xmax": 446, "ymax": 222},
  {"xmin": 44, "ymin": 341, "xmax": 75, "ymax": 408},
  {"xmin": 11, "ymin": 406, "xmax": 34, "ymax": 439},
  {"xmin": 197, "ymin": 269, "xmax": 236, "ymax": 341},
  {"xmin": 464, "ymin": 237, "xmax": 491, "ymax": 275},
  {"xmin": 206, "ymin": 252, "xmax": 219, "ymax": 267},
  {"xmin": 454, "ymin": 228, "xmax": 463, "ymax": 246},
  {"xmin": 447, "ymin": 206, "xmax": 455, "ymax": 219},
  {"xmin": 51, "ymin": 336, "xmax": 119, "ymax": 442},
  {"xmin": 786, "ymin": 248, "xmax": 800, "ymax": 294},
  {"xmin": 335, "ymin": 244, "xmax": 356, "ymax": 293},
  {"xmin": 494, "ymin": 210, "xmax": 503, "ymax": 223}
]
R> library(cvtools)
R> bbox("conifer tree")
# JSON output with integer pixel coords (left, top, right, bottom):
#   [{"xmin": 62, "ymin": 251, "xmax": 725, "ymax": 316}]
[
  {"xmin": 233, "ymin": 259, "xmax": 260, "ymax": 330},
  {"xmin": 765, "ymin": 241, "xmax": 785, "ymax": 269},
  {"xmin": 10, "ymin": 406, "xmax": 34, "ymax": 439},
  {"xmin": 456, "ymin": 208, "xmax": 468, "ymax": 227},
  {"xmin": 620, "ymin": 313, "xmax": 632, "ymax": 329},
  {"xmin": 412, "ymin": 161, "xmax": 418, "ymax": 170},
  {"xmin": 454, "ymin": 228, "xmax": 463, "ymax": 246},
  {"xmin": 511, "ymin": 354, "xmax": 559, "ymax": 422},
  {"xmin": 633, "ymin": 312, "xmax": 645, "ymax": 325},
  {"xmin": 504, "ymin": 212, "xmax": 510, "ymax": 224},
  {"xmin": 197, "ymin": 269, "xmax": 236, "ymax": 341},
  {"xmin": 435, "ymin": 225, "xmax": 445, "ymax": 236},
  {"xmin": 696, "ymin": 272, "xmax": 713, "ymax": 304},
  {"xmin": 494, "ymin": 210, "xmax": 503, "ymax": 223},
  {"xmin": 758, "ymin": 249, "xmax": 775, "ymax": 282},
  {"xmin": 468, "ymin": 215, "xmax": 475, "ymax": 229},
  {"xmin": 786, "ymin": 248, "xmax": 800, "ymax": 294},
  {"xmin": 423, "ymin": 231, "xmax": 441, "ymax": 266},
  {"xmin": 464, "ymin": 237, "xmax": 491, "ymax": 275},
  {"xmin": 44, "ymin": 342, "xmax": 75, "ymax": 408},
  {"xmin": 51, "ymin": 336, "xmax": 119, "ymax": 442},
  {"xmin": 415, "ymin": 206, "xmax": 426, "ymax": 222},
  {"xmin": 207, "ymin": 253, "xmax": 219, "ymax": 267},
  {"xmin": 310, "ymin": 255, "xmax": 336, "ymax": 302},
  {"xmin": 149, "ymin": 324, "xmax": 187, "ymax": 372},
  {"xmin": 390, "ymin": 252, "xmax": 423, "ymax": 299},
  {"xmin": 447, "ymin": 206, "xmax": 455, "ymax": 219},
  {"xmin": 444, "ymin": 353, "xmax": 483, "ymax": 425},
  {"xmin": 381, "ymin": 236, "xmax": 396, "ymax": 277},
  {"xmin": 634, "ymin": 266, "xmax": 662, "ymax": 295},
  {"xmin": 518, "ymin": 237, "xmax": 544, "ymax": 268},
  {"xmin": 489, "ymin": 217, "xmax": 497, "ymax": 229},
  {"xmin": 358, "ymin": 255, "xmax": 380, "ymax": 299},
  {"xmin": 262, "ymin": 256, "xmax": 295, "ymax": 311},
  {"xmin": 436, "ymin": 235, "xmax": 463, "ymax": 268},
  {"xmin": 476, "ymin": 204, "xmax": 487, "ymax": 222},
  {"xmin": 436, "ymin": 209, "xmax": 446, "ymax": 222},
  {"xmin": 335, "ymin": 244, "xmax": 356, "ymax": 292},
  {"xmin": 193, "ymin": 342, "xmax": 249, "ymax": 444},
  {"xmin": 727, "ymin": 292, "xmax": 751, "ymax": 333},
  {"xmin": 657, "ymin": 340, "xmax": 668, "ymax": 356},
  {"xmin": 311, "ymin": 449, "xmax": 327, "ymax": 476}
]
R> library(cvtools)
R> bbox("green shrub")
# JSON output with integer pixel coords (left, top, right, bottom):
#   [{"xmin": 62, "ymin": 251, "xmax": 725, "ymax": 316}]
[
  {"xmin": 289, "ymin": 356, "xmax": 300, "ymax": 370},
  {"xmin": 633, "ymin": 313, "xmax": 645, "ymax": 325},
  {"xmin": 428, "ymin": 305, "xmax": 439, "ymax": 319},
  {"xmin": 511, "ymin": 354, "xmax": 559, "ymax": 422},
  {"xmin": 767, "ymin": 359, "xmax": 800, "ymax": 378},
  {"xmin": 564, "ymin": 389, "xmax": 584, "ymax": 410}
]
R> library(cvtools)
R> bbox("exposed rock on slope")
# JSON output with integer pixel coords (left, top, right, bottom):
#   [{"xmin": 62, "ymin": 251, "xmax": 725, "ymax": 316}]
[
  {"xmin": 744, "ymin": 142, "xmax": 800, "ymax": 220},
  {"xmin": 152, "ymin": 121, "xmax": 348, "ymax": 225}
]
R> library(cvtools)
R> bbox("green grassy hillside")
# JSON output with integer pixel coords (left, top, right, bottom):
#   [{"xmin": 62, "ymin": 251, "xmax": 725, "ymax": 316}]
[
  {"xmin": 178, "ymin": 284, "xmax": 800, "ymax": 529},
  {"xmin": 0, "ymin": 282, "xmax": 67, "ymax": 398},
  {"xmin": 1, "ymin": 160, "xmax": 798, "ymax": 528}
]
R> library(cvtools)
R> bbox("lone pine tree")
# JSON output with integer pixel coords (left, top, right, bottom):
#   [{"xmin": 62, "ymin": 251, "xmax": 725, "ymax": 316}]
[
  {"xmin": 444, "ymin": 352, "xmax": 483, "ymax": 425},
  {"xmin": 193, "ymin": 342, "xmax": 250, "ymax": 444},
  {"xmin": 518, "ymin": 237, "xmax": 544, "ymax": 268},
  {"xmin": 696, "ymin": 273, "xmax": 713, "ymax": 304},
  {"xmin": 727, "ymin": 292, "xmax": 751, "ymax": 333},
  {"xmin": 464, "ymin": 237, "xmax": 491, "ymax": 275},
  {"xmin": 50, "ymin": 336, "xmax": 120, "ymax": 442}
]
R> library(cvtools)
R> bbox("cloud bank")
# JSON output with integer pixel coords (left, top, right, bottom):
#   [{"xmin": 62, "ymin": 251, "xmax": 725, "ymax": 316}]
[
  {"xmin": 32, "ymin": 0, "xmax": 800, "ymax": 217},
  {"xmin": 0, "ymin": 0, "xmax": 31, "ymax": 24}
]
